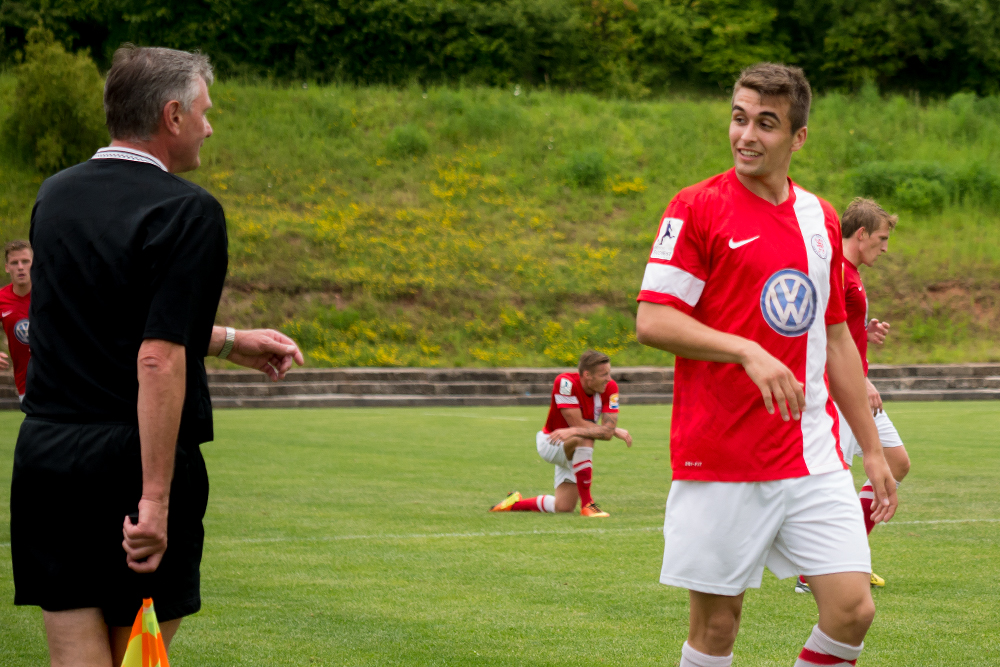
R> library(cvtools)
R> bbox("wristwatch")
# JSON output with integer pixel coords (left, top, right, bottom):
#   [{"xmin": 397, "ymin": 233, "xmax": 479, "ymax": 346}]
[{"xmin": 218, "ymin": 326, "xmax": 236, "ymax": 360}]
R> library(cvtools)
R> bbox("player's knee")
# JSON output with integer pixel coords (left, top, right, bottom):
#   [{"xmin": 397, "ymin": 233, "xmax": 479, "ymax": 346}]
[
  {"xmin": 851, "ymin": 596, "xmax": 876, "ymax": 633},
  {"xmin": 554, "ymin": 500, "xmax": 576, "ymax": 513},
  {"xmin": 698, "ymin": 607, "xmax": 741, "ymax": 649},
  {"xmin": 894, "ymin": 453, "xmax": 911, "ymax": 480},
  {"xmin": 836, "ymin": 595, "xmax": 875, "ymax": 636}
]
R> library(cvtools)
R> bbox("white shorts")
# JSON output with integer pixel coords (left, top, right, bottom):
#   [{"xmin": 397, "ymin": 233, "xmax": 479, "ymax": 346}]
[
  {"xmin": 838, "ymin": 406, "xmax": 904, "ymax": 463},
  {"xmin": 660, "ymin": 470, "xmax": 870, "ymax": 596},
  {"xmin": 536, "ymin": 431, "xmax": 576, "ymax": 488}
]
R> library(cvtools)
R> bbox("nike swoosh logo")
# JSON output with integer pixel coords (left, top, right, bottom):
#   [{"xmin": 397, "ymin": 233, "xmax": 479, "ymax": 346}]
[
  {"xmin": 729, "ymin": 236, "xmax": 760, "ymax": 249},
  {"xmin": 1, "ymin": 311, "xmax": 11, "ymax": 317}
]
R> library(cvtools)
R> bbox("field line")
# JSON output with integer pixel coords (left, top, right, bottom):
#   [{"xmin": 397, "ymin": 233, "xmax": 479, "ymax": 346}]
[
  {"xmin": 420, "ymin": 412, "xmax": 531, "ymax": 421},
  {"xmin": 1, "ymin": 519, "xmax": 995, "ymax": 550},
  {"xmin": 225, "ymin": 525, "xmax": 661, "ymax": 544},
  {"xmin": 883, "ymin": 518, "xmax": 1000, "ymax": 526}
]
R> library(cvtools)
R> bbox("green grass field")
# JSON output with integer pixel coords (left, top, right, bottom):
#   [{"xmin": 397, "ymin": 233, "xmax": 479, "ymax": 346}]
[{"xmin": 1, "ymin": 403, "xmax": 998, "ymax": 665}]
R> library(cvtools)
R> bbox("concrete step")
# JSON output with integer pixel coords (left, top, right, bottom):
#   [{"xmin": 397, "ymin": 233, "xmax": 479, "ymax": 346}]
[
  {"xmin": 209, "ymin": 392, "xmax": 677, "ymax": 409},
  {"xmin": 206, "ymin": 380, "xmax": 673, "ymax": 398},
  {"xmin": 871, "ymin": 376, "xmax": 1000, "ymax": 391},
  {"xmin": 204, "ymin": 367, "xmax": 675, "ymax": 385}
]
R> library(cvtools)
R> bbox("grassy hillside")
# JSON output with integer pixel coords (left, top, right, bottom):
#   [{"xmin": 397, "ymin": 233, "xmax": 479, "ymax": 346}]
[{"xmin": 1, "ymin": 78, "xmax": 999, "ymax": 366}]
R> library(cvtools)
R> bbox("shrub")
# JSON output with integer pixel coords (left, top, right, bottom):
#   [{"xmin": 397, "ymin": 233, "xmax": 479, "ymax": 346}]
[
  {"xmin": 3, "ymin": 29, "xmax": 106, "ymax": 174},
  {"xmin": 895, "ymin": 178, "xmax": 947, "ymax": 213},
  {"xmin": 567, "ymin": 149, "xmax": 606, "ymax": 189},
  {"xmin": 385, "ymin": 123, "xmax": 430, "ymax": 157}
]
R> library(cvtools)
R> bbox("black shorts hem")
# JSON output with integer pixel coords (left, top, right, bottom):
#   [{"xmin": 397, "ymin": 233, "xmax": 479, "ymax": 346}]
[{"xmin": 27, "ymin": 595, "xmax": 201, "ymax": 627}]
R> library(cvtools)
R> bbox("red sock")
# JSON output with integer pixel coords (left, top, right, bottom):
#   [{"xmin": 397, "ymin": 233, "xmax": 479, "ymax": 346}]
[
  {"xmin": 510, "ymin": 495, "xmax": 555, "ymax": 512},
  {"xmin": 859, "ymin": 482, "xmax": 875, "ymax": 535},
  {"xmin": 574, "ymin": 465, "xmax": 594, "ymax": 507}
]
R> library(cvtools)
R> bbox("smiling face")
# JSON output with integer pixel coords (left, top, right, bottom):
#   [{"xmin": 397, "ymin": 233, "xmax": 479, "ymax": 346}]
[
  {"xmin": 855, "ymin": 218, "xmax": 893, "ymax": 267},
  {"xmin": 581, "ymin": 363, "xmax": 612, "ymax": 395},
  {"xmin": 729, "ymin": 87, "xmax": 808, "ymax": 181}
]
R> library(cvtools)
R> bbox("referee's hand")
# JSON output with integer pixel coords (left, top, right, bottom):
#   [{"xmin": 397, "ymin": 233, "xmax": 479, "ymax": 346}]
[
  {"xmin": 122, "ymin": 498, "xmax": 169, "ymax": 573},
  {"xmin": 227, "ymin": 329, "xmax": 305, "ymax": 381}
]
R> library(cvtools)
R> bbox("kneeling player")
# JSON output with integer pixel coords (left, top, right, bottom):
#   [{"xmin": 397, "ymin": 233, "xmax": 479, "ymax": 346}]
[{"xmin": 489, "ymin": 350, "xmax": 632, "ymax": 517}]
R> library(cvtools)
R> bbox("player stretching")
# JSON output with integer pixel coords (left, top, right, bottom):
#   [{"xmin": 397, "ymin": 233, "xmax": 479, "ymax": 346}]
[
  {"xmin": 635, "ymin": 63, "xmax": 897, "ymax": 667},
  {"xmin": 489, "ymin": 350, "xmax": 632, "ymax": 517},
  {"xmin": 795, "ymin": 198, "xmax": 911, "ymax": 593},
  {"xmin": 0, "ymin": 241, "xmax": 32, "ymax": 401}
]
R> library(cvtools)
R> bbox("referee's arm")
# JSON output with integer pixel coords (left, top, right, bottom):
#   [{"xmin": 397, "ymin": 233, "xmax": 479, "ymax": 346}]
[{"xmin": 123, "ymin": 338, "xmax": 186, "ymax": 573}]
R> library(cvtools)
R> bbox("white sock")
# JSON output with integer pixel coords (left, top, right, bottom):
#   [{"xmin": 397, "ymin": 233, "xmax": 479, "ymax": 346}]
[
  {"xmin": 536, "ymin": 495, "xmax": 555, "ymax": 513},
  {"xmin": 571, "ymin": 446, "xmax": 593, "ymax": 470},
  {"xmin": 680, "ymin": 641, "xmax": 733, "ymax": 667},
  {"xmin": 794, "ymin": 625, "xmax": 863, "ymax": 666}
]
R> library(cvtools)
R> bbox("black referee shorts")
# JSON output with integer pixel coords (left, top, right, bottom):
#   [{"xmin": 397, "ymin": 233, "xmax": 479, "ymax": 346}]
[{"xmin": 10, "ymin": 418, "xmax": 209, "ymax": 626}]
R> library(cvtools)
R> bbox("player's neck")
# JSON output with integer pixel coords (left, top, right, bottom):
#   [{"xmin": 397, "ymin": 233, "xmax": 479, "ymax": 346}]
[
  {"xmin": 843, "ymin": 242, "xmax": 861, "ymax": 268},
  {"xmin": 734, "ymin": 170, "xmax": 790, "ymax": 206},
  {"xmin": 11, "ymin": 282, "xmax": 29, "ymax": 297}
]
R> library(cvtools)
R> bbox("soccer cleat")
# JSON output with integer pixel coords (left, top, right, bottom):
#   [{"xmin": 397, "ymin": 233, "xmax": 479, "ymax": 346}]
[
  {"xmin": 489, "ymin": 491, "xmax": 522, "ymax": 512},
  {"xmin": 580, "ymin": 502, "xmax": 610, "ymax": 518},
  {"xmin": 794, "ymin": 576, "xmax": 812, "ymax": 594},
  {"xmin": 870, "ymin": 571, "xmax": 886, "ymax": 588}
]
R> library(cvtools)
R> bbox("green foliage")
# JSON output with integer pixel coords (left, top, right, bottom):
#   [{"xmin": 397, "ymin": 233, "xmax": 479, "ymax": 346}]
[
  {"xmin": 5, "ymin": 81, "xmax": 1000, "ymax": 366},
  {"xmin": 6, "ymin": 1, "xmax": 1000, "ymax": 96},
  {"xmin": 385, "ymin": 123, "xmax": 430, "ymax": 158},
  {"xmin": 566, "ymin": 150, "xmax": 606, "ymax": 189},
  {"xmin": 2, "ymin": 28, "xmax": 106, "ymax": 174}
]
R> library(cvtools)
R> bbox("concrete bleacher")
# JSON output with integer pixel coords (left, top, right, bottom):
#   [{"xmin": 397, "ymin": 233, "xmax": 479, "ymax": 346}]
[{"xmin": 0, "ymin": 364, "xmax": 995, "ymax": 410}]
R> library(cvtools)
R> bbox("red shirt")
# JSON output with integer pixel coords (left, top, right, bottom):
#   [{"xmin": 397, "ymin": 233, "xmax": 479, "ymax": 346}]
[
  {"xmin": 843, "ymin": 259, "xmax": 869, "ymax": 376},
  {"xmin": 0, "ymin": 284, "xmax": 30, "ymax": 395},
  {"xmin": 637, "ymin": 169, "xmax": 848, "ymax": 482},
  {"xmin": 543, "ymin": 372, "xmax": 620, "ymax": 433}
]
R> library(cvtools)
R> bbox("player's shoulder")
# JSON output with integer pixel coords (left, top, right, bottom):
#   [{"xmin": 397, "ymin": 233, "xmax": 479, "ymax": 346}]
[
  {"xmin": 553, "ymin": 372, "xmax": 581, "ymax": 396},
  {"xmin": 604, "ymin": 378, "xmax": 620, "ymax": 393},
  {"xmin": 792, "ymin": 181, "xmax": 840, "ymax": 224},
  {"xmin": 672, "ymin": 171, "xmax": 733, "ymax": 211}
]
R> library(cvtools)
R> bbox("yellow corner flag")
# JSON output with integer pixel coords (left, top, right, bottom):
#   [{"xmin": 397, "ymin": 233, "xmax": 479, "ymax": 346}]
[{"xmin": 120, "ymin": 598, "xmax": 171, "ymax": 667}]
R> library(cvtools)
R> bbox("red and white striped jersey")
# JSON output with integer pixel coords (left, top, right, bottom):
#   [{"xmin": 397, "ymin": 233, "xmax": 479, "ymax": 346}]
[
  {"xmin": 638, "ymin": 169, "xmax": 848, "ymax": 482},
  {"xmin": 543, "ymin": 372, "xmax": 619, "ymax": 434}
]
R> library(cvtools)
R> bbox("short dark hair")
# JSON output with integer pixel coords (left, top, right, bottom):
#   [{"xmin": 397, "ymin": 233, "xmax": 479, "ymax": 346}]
[
  {"xmin": 104, "ymin": 45, "xmax": 214, "ymax": 141},
  {"xmin": 733, "ymin": 63, "xmax": 812, "ymax": 133},
  {"xmin": 842, "ymin": 197, "xmax": 898, "ymax": 239},
  {"xmin": 4, "ymin": 240, "xmax": 31, "ymax": 261},
  {"xmin": 578, "ymin": 350, "xmax": 611, "ymax": 375}
]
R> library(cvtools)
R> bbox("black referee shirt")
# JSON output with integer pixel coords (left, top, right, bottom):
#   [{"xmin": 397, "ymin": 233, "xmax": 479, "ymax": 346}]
[{"xmin": 24, "ymin": 156, "xmax": 228, "ymax": 445}]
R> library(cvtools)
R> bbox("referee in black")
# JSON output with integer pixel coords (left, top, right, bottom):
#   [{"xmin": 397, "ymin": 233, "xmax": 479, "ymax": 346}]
[{"xmin": 10, "ymin": 46, "xmax": 304, "ymax": 666}]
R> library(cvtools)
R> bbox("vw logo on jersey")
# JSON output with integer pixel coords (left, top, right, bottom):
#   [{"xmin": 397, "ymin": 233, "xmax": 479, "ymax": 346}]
[
  {"xmin": 760, "ymin": 269, "xmax": 817, "ymax": 337},
  {"xmin": 13, "ymin": 318, "xmax": 28, "ymax": 345}
]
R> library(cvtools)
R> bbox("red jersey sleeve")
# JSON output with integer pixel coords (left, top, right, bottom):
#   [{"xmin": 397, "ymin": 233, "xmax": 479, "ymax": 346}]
[
  {"xmin": 637, "ymin": 198, "xmax": 709, "ymax": 315},
  {"xmin": 553, "ymin": 374, "xmax": 580, "ymax": 408},
  {"xmin": 602, "ymin": 379, "xmax": 620, "ymax": 414},
  {"xmin": 823, "ymin": 204, "xmax": 847, "ymax": 326}
]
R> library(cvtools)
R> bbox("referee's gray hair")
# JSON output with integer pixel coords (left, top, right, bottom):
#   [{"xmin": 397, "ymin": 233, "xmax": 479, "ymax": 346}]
[{"xmin": 104, "ymin": 45, "xmax": 214, "ymax": 141}]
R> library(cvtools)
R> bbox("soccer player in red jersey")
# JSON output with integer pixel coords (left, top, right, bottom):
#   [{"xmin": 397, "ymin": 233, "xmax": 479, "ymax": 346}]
[
  {"xmin": 489, "ymin": 350, "xmax": 632, "ymax": 517},
  {"xmin": 635, "ymin": 63, "xmax": 898, "ymax": 667},
  {"xmin": 836, "ymin": 198, "xmax": 910, "ymax": 582},
  {"xmin": 0, "ymin": 240, "xmax": 32, "ymax": 400}
]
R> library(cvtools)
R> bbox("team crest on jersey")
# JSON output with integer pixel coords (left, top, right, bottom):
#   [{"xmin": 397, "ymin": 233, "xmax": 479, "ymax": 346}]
[
  {"xmin": 559, "ymin": 377, "xmax": 573, "ymax": 396},
  {"xmin": 810, "ymin": 233, "xmax": 828, "ymax": 260},
  {"xmin": 609, "ymin": 393, "xmax": 619, "ymax": 410},
  {"xmin": 760, "ymin": 269, "xmax": 817, "ymax": 337},
  {"xmin": 13, "ymin": 318, "xmax": 28, "ymax": 345},
  {"xmin": 650, "ymin": 217, "xmax": 684, "ymax": 260}
]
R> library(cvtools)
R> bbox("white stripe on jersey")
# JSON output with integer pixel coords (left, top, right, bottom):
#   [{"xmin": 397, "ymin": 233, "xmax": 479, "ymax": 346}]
[
  {"xmin": 554, "ymin": 395, "xmax": 580, "ymax": 405},
  {"xmin": 792, "ymin": 187, "xmax": 842, "ymax": 475},
  {"xmin": 640, "ymin": 263, "xmax": 706, "ymax": 307}
]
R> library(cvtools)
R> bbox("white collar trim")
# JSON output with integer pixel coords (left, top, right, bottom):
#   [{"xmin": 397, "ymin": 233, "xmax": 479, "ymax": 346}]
[{"xmin": 92, "ymin": 146, "xmax": 168, "ymax": 172}]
